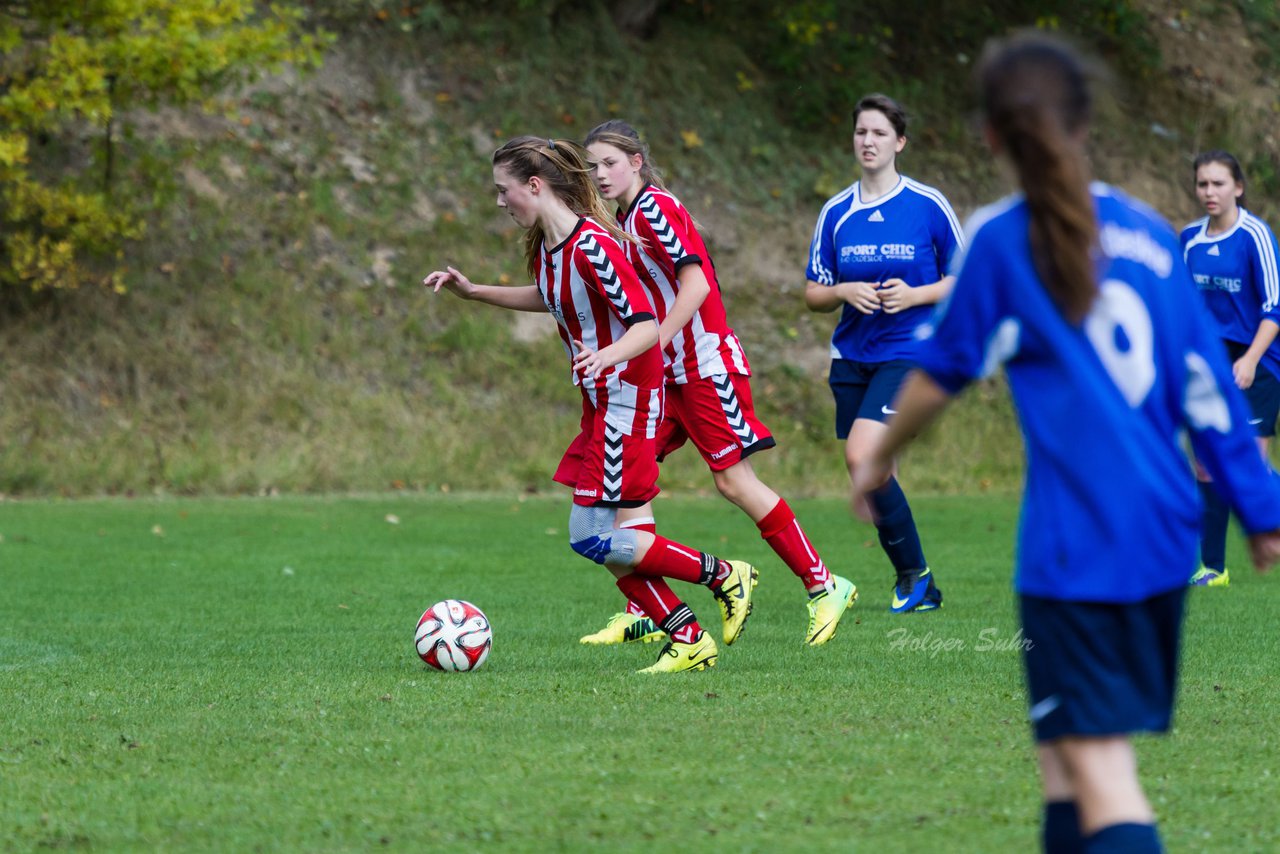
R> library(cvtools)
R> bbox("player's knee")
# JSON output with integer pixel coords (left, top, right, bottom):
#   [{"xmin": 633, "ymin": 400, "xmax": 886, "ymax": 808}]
[
  {"xmin": 713, "ymin": 462, "xmax": 759, "ymax": 506},
  {"xmin": 847, "ymin": 443, "xmax": 874, "ymax": 473},
  {"xmin": 847, "ymin": 453, "xmax": 891, "ymax": 487},
  {"xmin": 567, "ymin": 504, "xmax": 637, "ymax": 566},
  {"xmin": 569, "ymin": 532, "xmax": 610, "ymax": 564},
  {"xmin": 712, "ymin": 466, "xmax": 743, "ymax": 502}
]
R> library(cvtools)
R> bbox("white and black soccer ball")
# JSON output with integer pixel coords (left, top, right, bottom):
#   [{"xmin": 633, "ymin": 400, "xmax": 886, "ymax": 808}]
[{"xmin": 415, "ymin": 600, "xmax": 492, "ymax": 672}]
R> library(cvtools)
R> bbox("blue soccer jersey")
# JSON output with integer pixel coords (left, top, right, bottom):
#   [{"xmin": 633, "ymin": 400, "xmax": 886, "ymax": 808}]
[
  {"xmin": 1180, "ymin": 210, "xmax": 1280, "ymax": 379},
  {"xmin": 917, "ymin": 183, "xmax": 1280, "ymax": 603},
  {"xmin": 806, "ymin": 177, "xmax": 963, "ymax": 363}
]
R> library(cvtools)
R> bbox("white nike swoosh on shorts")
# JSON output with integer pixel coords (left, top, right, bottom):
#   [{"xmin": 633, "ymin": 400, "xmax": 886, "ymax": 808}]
[
  {"xmin": 1029, "ymin": 695, "xmax": 1061, "ymax": 723},
  {"xmin": 881, "ymin": 405, "xmax": 897, "ymax": 416}
]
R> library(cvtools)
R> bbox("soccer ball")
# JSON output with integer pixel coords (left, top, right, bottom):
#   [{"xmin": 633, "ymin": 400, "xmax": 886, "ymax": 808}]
[{"xmin": 415, "ymin": 600, "xmax": 492, "ymax": 672}]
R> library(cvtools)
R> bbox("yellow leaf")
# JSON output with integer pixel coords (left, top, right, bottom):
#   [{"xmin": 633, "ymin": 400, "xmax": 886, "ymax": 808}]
[
  {"xmin": 0, "ymin": 134, "xmax": 28, "ymax": 167},
  {"xmin": 680, "ymin": 129, "xmax": 703, "ymax": 149}
]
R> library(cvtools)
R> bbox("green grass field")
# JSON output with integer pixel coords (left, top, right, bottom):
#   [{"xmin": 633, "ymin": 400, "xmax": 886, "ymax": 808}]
[{"xmin": 1, "ymin": 493, "xmax": 1276, "ymax": 852}]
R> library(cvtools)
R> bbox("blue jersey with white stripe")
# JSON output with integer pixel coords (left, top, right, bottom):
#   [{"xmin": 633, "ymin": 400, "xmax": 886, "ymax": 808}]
[
  {"xmin": 806, "ymin": 177, "xmax": 963, "ymax": 363},
  {"xmin": 917, "ymin": 184, "xmax": 1280, "ymax": 603},
  {"xmin": 1180, "ymin": 210, "xmax": 1280, "ymax": 379}
]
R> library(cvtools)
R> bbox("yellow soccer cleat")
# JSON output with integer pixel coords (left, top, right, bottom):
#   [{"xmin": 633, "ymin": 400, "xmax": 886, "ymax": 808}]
[
  {"xmin": 1189, "ymin": 566, "xmax": 1230, "ymax": 588},
  {"xmin": 579, "ymin": 612, "xmax": 666, "ymax": 645},
  {"xmin": 638, "ymin": 631, "xmax": 718, "ymax": 673},
  {"xmin": 712, "ymin": 560, "xmax": 759, "ymax": 646},
  {"xmin": 805, "ymin": 574, "xmax": 858, "ymax": 646}
]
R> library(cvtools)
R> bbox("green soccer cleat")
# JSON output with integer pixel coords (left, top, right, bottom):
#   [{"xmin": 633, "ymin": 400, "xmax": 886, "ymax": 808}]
[
  {"xmin": 638, "ymin": 631, "xmax": 718, "ymax": 674},
  {"xmin": 579, "ymin": 612, "xmax": 666, "ymax": 645},
  {"xmin": 805, "ymin": 574, "xmax": 858, "ymax": 646},
  {"xmin": 712, "ymin": 560, "xmax": 759, "ymax": 646},
  {"xmin": 1189, "ymin": 566, "xmax": 1230, "ymax": 588}
]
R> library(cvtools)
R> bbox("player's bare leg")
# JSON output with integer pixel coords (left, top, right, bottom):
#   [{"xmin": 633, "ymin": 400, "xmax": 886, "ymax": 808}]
[
  {"xmin": 1049, "ymin": 736, "xmax": 1159, "ymax": 849},
  {"xmin": 713, "ymin": 458, "xmax": 857, "ymax": 644}
]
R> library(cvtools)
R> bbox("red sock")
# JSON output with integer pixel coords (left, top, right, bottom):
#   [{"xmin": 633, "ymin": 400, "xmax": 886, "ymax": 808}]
[
  {"xmin": 635, "ymin": 534, "xmax": 722, "ymax": 587},
  {"xmin": 616, "ymin": 574, "xmax": 702, "ymax": 643},
  {"xmin": 618, "ymin": 517, "xmax": 657, "ymax": 616},
  {"xmin": 758, "ymin": 499, "xmax": 830, "ymax": 589}
]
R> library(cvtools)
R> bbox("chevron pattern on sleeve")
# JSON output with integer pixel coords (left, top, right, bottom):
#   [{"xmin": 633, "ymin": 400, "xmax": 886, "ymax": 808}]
[
  {"xmin": 638, "ymin": 195, "xmax": 687, "ymax": 264},
  {"xmin": 579, "ymin": 234, "xmax": 634, "ymax": 319}
]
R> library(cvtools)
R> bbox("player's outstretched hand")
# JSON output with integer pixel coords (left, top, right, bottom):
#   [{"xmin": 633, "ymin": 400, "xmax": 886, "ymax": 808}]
[
  {"xmin": 423, "ymin": 266, "xmax": 476, "ymax": 299},
  {"xmin": 1246, "ymin": 529, "xmax": 1280, "ymax": 573},
  {"xmin": 877, "ymin": 278, "xmax": 915, "ymax": 314}
]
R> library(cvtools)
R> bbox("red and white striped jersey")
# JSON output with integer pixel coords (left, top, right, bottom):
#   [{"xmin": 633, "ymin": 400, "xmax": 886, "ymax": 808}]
[
  {"xmin": 534, "ymin": 216, "xmax": 663, "ymax": 395},
  {"xmin": 619, "ymin": 184, "xmax": 750, "ymax": 384}
]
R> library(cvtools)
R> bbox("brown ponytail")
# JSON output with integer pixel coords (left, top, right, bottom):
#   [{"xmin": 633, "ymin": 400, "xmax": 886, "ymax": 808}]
[
  {"xmin": 978, "ymin": 33, "xmax": 1098, "ymax": 323},
  {"xmin": 492, "ymin": 136, "xmax": 636, "ymax": 276}
]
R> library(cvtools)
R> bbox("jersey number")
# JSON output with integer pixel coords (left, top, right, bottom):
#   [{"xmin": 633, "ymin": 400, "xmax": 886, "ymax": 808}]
[{"xmin": 1084, "ymin": 279, "xmax": 1155, "ymax": 407}]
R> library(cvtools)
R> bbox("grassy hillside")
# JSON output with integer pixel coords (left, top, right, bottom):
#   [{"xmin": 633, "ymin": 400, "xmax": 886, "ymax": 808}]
[{"xmin": 1, "ymin": 1, "xmax": 1277, "ymax": 497}]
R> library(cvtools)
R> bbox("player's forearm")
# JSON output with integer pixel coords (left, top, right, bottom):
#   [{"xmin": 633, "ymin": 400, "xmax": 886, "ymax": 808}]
[
  {"xmin": 1191, "ymin": 428, "xmax": 1280, "ymax": 535},
  {"xmin": 804, "ymin": 281, "xmax": 844, "ymax": 313},
  {"xmin": 1244, "ymin": 318, "xmax": 1280, "ymax": 364},
  {"xmin": 603, "ymin": 319, "xmax": 661, "ymax": 366},
  {"xmin": 869, "ymin": 371, "xmax": 954, "ymax": 464},
  {"xmin": 659, "ymin": 266, "xmax": 711, "ymax": 347},
  {"xmin": 912, "ymin": 276, "xmax": 956, "ymax": 307},
  {"xmin": 467, "ymin": 284, "xmax": 546, "ymax": 312}
]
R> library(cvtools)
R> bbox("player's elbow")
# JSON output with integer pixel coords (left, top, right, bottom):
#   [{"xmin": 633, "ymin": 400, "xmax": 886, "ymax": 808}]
[
  {"xmin": 804, "ymin": 283, "xmax": 834, "ymax": 313},
  {"xmin": 688, "ymin": 280, "xmax": 711, "ymax": 309},
  {"xmin": 633, "ymin": 319, "xmax": 660, "ymax": 350}
]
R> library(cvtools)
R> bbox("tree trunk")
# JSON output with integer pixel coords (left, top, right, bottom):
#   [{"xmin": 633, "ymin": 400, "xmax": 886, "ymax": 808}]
[{"xmin": 612, "ymin": 0, "xmax": 662, "ymax": 39}]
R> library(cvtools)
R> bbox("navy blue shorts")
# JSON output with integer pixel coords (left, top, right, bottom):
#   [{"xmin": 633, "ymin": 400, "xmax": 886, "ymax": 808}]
[
  {"xmin": 828, "ymin": 359, "xmax": 914, "ymax": 439},
  {"xmin": 1224, "ymin": 340, "xmax": 1280, "ymax": 438},
  {"xmin": 1019, "ymin": 586, "xmax": 1186, "ymax": 742}
]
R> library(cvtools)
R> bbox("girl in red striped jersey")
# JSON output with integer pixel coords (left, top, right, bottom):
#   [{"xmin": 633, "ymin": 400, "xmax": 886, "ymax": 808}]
[
  {"xmin": 582, "ymin": 120, "xmax": 858, "ymax": 647},
  {"xmin": 424, "ymin": 135, "xmax": 757, "ymax": 673}
]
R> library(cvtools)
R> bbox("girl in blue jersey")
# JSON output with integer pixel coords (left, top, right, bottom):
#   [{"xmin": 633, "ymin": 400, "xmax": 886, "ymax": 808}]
[
  {"xmin": 851, "ymin": 33, "xmax": 1280, "ymax": 854},
  {"xmin": 804, "ymin": 93, "xmax": 964, "ymax": 613},
  {"xmin": 1180, "ymin": 150, "xmax": 1280, "ymax": 588}
]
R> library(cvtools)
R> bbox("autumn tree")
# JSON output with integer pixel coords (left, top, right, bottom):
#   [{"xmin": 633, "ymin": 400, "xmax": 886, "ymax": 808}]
[{"xmin": 0, "ymin": 0, "xmax": 327, "ymax": 293}]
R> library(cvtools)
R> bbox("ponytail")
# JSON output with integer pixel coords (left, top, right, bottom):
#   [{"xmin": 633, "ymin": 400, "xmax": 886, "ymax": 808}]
[
  {"xmin": 492, "ymin": 136, "xmax": 637, "ymax": 276},
  {"xmin": 978, "ymin": 33, "xmax": 1098, "ymax": 323}
]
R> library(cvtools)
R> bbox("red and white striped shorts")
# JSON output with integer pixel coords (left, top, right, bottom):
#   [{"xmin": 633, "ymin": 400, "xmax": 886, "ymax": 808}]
[{"xmin": 553, "ymin": 379, "xmax": 663, "ymax": 507}]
